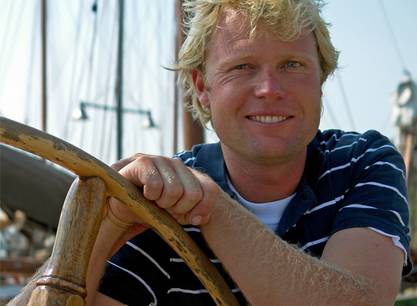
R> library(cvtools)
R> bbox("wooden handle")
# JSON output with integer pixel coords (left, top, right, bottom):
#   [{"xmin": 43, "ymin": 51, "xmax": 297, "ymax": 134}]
[
  {"xmin": 28, "ymin": 177, "xmax": 106, "ymax": 306},
  {"xmin": 0, "ymin": 117, "xmax": 239, "ymax": 306}
]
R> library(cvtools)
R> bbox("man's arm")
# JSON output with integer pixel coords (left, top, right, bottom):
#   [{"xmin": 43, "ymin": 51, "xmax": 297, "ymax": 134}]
[
  {"xmin": 86, "ymin": 206, "xmax": 147, "ymax": 306},
  {"xmin": 90, "ymin": 155, "xmax": 403, "ymax": 305},
  {"xmin": 201, "ymin": 191, "xmax": 404, "ymax": 306},
  {"xmin": 87, "ymin": 154, "xmax": 217, "ymax": 305}
]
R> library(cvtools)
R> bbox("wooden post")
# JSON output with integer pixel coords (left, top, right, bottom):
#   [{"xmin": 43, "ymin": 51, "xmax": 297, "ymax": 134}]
[
  {"xmin": 115, "ymin": 0, "xmax": 125, "ymax": 160},
  {"xmin": 403, "ymin": 134, "xmax": 412, "ymax": 181},
  {"xmin": 404, "ymin": 132, "xmax": 417, "ymax": 251},
  {"xmin": 172, "ymin": 0, "xmax": 182, "ymax": 154},
  {"xmin": 27, "ymin": 177, "xmax": 107, "ymax": 306},
  {"xmin": 176, "ymin": 0, "xmax": 205, "ymax": 150},
  {"xmin": 41, "ymin": 0, "xmax": 47, "ymax": 132}
]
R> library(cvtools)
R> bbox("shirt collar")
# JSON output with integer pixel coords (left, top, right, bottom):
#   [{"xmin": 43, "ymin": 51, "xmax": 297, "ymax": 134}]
[
  {"xmin": 192, "ymin": 142, "xmax": 231, "ymax": 193},
  {"xmin": 191, "ymin": 136, "xmax": 322, "ymax": 236}
]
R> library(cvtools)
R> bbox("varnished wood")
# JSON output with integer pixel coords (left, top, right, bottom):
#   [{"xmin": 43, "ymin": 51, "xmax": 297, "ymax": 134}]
[
  {"xmin": 27, "ymin": 177, "xmax": 106, "ymax": 305},
  {"xmin": 28, "ymin": 286, "xmax": 84, "ymax": 306},
  {"xmin": 0, "ymin": 117, "xmax": 238, "ymax": 306}
]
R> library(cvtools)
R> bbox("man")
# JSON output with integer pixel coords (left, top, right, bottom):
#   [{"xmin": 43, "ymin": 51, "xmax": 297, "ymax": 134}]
[{"xmin": 13, "ymin": 0, "xmax": 411, "ymax": 305}]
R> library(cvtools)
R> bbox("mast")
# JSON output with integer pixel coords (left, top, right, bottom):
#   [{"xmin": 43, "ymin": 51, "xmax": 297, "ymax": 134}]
[
  {"xmin": 176, "ymin": 0, "xmax": 205, "ymax": 150},
  {"xmin": 393, "ymin": 71, "xmax": 417, "ymax": 251},
  {"xmin": 115, "ymin": 0, "xmax": 124, "ymax": 160},
  {"xmin": 173, "ymin": 0, "xmax": 182, "ymax": 154},
  {"xmin": 41, "ymin": 0, "xmax": 47, "ymax": 132}
]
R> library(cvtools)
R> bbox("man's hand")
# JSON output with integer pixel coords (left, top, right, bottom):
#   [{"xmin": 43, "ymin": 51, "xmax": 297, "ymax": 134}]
[{"xmin": 110, "ymin": 153, "xmax": 220, "ymax": 227}]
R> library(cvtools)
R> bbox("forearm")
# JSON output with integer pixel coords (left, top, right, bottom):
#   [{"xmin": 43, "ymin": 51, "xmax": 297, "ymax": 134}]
[
  {"xmin": 86, "ymin": 211, "xmax": 146, "ymax": 306},
  {"xmin": 85, "ymin": 218, "xmax": 122, "ymax": 304},
  {"xmin": 201, "ymin": 192, "xmax": 375, "ymax": 306}
]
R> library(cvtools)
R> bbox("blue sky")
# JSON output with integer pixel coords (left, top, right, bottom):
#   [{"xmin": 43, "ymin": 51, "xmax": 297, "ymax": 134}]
[{"xmin": 319, "ymin": 0, "xmax": 417, "ymax": 140}]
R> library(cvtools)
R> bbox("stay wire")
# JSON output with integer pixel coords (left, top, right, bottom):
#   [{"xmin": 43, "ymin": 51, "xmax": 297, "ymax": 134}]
[
  {"xmin": 0, "ymin": 0, "xmax": 13, "ymax": 82},
  {"xmin": 24, "ymin": 1, "xmax": 39, "ymax": 125},
  {"xmin": 378, "ymin": 0, "xmax": 407, "ymax": 69},
  {"xmin": 63, "ymin": 0, "xmax": 87, "ymax": 140},
  {"xmin": 99, "ymin": 1, "xmax": 118, "ymax": 162},
  {"xmin": 88, "ymin": 0, "xmax": 101, "ymax": 154},
  {"xmin": 323, "ymin": 97, "xmax": 341, "ymax": 129},
  {"xmin": 336, "ymin": 72, "xmax": 356, "ymax": 130},
  {"xmin": 77, "ymin": 3, "xmax": 96, "ymax": 151},
  {"xmin": 0, "ymin": 1, "xmax": 25, "ymax": 100}
]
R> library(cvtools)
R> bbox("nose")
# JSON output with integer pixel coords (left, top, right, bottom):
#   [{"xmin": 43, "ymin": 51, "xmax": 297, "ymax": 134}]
[{"xmin": 254, "ymin": 69, "xmax": 286, "ymax": 100}]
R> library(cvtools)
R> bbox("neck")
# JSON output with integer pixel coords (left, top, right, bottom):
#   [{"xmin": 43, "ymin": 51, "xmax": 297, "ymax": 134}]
[{"xmin": 222, "ymin": 146, "xmax": 306, "ymax": 203}]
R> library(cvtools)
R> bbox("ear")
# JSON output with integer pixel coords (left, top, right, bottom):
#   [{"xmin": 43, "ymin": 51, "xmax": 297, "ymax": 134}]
[{"xmin": 192, "ymin": 69, "xmax": 210, "ymax": 108}]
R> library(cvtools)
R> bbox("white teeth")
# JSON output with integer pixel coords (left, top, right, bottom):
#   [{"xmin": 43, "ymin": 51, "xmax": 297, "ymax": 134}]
[{"xmin": 249, "ymin": 115, "xmax": 288, "ymax": 123}]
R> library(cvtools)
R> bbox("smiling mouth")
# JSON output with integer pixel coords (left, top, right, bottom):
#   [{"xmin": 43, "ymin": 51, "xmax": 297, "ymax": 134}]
[{"xmin": 247, "ymin": 115, "xmax": 291, "ymax": 123}]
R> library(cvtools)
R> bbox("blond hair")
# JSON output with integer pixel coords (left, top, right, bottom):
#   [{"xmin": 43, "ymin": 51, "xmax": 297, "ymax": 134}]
[{"xmin": 177, "ymin": 0, "xmax": 339, "ymax": 126}]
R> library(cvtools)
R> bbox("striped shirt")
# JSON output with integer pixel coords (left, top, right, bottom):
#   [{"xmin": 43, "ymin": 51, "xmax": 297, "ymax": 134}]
[{"xmin": 99, "ymin": 129, "xmax": 411, "ymax": 306}]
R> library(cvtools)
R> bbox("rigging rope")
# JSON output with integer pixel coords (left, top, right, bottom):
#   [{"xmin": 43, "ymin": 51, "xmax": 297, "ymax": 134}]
[
  {"xmin": 0, "ymin": 0, "xmax": 13, "ymax": 83},
  {"xmin": 335, "ymin": 72, "xmax": 356, "ymax": 130},
  {"xmin": 63, "ymin": 0, "xmax": 87, "ymax": 140},
  {"xmin": 378, "ymin": 0, "xmax": 407, "ymax": 70},
  {"xmin": 323, "ymin": 97, "xmax": 341, "ymax": 129},
  {"xmin": 24, "ymin": 1, "xmax": 39, "ymax": 125},
  {"xmin": 0, "ymin": 1, "xmax": 25, "ymax": 102},
  {"xmin": 88, "ymin": 0, "xmax": 101, "ymax": 154},
  {"xmin": 99, "ymin": 1, "xmax": 118, "ymax": 162}
]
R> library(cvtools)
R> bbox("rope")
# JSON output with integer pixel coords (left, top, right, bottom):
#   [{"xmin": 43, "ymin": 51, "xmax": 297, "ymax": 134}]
[
  {"xmin": 0, "ymin": 0, "xmax": 13, "ymax": 81},
  {"xmin": 335, "ymin": 72, "xmax": 356, "ymax": 130},
  {"xmin": 99, "ymin": 1, "xmax": 118, "ymax": 162},
  {"xmin": 323, "ymin": 97, "xmax": 340, "ymax": 129},
  {"xmin": 0, "ymin": 1, "xmax": 25, "ymax": 100},
  {"xmin": 88, "ymin": 0, "xmax": 101, "ymax": 153},
  {"xmin": 24, "ymin": 1, "xmax": 39, "ymax": 125},
  {"xmin": 378, "ymin": 0, "xmax": 407, "ymax": 69},
  {"xmin": 63, "ymin": 0, "xmax": 87, "ymax": 140}
]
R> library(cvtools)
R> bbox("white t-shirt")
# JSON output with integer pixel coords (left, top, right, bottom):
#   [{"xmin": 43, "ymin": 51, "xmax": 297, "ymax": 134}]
[{"xmin": 227, "ymin": 176, "xmax": 295, "ymax": 232}]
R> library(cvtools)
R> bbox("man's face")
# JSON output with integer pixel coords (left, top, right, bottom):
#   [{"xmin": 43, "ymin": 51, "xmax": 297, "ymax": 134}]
[{"xmin": 193, "ymin": 12, "xmax": 322, "ymax": 164}]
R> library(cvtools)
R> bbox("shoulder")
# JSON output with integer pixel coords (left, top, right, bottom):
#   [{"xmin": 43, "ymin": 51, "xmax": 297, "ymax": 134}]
[
  {"xmin": 315, "ymin": 129, "xmax": 396, "ymax": 153},
  {"xmin": 172, "ymin": 142, "xmax": 228, "ymax": 190},
  {"xmin": 173, "ymin": 142, "xmax": 223, "ymax": 168},
  {"xmin": 314, "ymin": 129, "xmax": 405, "ymax": 179}
]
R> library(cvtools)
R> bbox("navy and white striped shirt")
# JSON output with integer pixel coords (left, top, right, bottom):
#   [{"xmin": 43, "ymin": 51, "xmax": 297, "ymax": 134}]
[{"xmin": 99, "ymin": 129, "xmax": 411, "ymax": 306}]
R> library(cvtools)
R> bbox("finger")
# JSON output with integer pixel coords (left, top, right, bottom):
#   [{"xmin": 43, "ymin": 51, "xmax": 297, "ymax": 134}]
[
  {"xmin": 186, "ymin": 170, "xmax": 219, "ymax": 226},
  {"xmin": 119, "ymin": 156, "xmax": 163, "ymax": 201},
  {"xmin": 152, "ymin": 158, "xmax": 184, "ymax": 208},
  {"xmin": 169, "ymin": 212, "xmax": 187, "ymax": 225},
  {"xmin": 111, "ymin": 153, "xmax": 142, "ymax": 171},
  {"xmin": 108, "ymin": 197, "xmax": 144, "ymax": 225},
  {"xmin": 168, "ymin": 159, "xmax": 203, "ymax": 215}
]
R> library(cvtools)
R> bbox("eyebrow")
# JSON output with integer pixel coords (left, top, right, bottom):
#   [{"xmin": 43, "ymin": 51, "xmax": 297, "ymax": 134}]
[
  {"xmin": 217, "ymin": 54, "xmax": 253, "ymax": 68},
  {"xmin": 216, "ymin": 51, "xmax": 318, "ymax": 68}
]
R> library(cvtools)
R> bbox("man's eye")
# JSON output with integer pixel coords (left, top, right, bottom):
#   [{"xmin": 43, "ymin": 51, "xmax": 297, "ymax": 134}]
[
  {"xmin": 286, "ymin": 61, "xmax": 302, "ymax": 69},
  {"xmin": 235, "ymin": 64, "xmax": 249, "ymax": 70}
]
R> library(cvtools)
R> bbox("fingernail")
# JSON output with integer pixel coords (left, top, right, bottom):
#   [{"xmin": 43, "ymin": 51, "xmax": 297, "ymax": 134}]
[{"xmin": 191, "ymin": 215, "xmax": 202, "ymax": 226}]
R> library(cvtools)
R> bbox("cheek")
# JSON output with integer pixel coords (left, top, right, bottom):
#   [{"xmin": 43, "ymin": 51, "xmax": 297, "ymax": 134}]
[{"xmin": 308, "ymin": 95, "xmax": 322, "ymax": 133}]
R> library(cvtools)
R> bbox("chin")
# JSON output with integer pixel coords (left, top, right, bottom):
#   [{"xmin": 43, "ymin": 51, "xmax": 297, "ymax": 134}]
[{"xmin": 250, "ymin": 139, "xmax": 307, "ymax": 160}]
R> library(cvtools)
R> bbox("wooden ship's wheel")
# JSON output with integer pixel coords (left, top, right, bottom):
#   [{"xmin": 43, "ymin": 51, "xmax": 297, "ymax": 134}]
[{"xmin": 0, "ymin": 117, "xmax": 239, "ymax": 306}]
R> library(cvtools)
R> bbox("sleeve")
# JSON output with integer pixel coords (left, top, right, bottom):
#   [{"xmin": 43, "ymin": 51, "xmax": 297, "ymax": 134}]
[
  {"xmin": 98, "ymin": 230, "xmax": 174, "ymax": 305},
  {"xmin": 330, "ymin": 130, "xmax": 412, "ymax": 275},
  {"xmin": 172, "ymin": 149, "xmax": 196, "ymax": 166}
]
